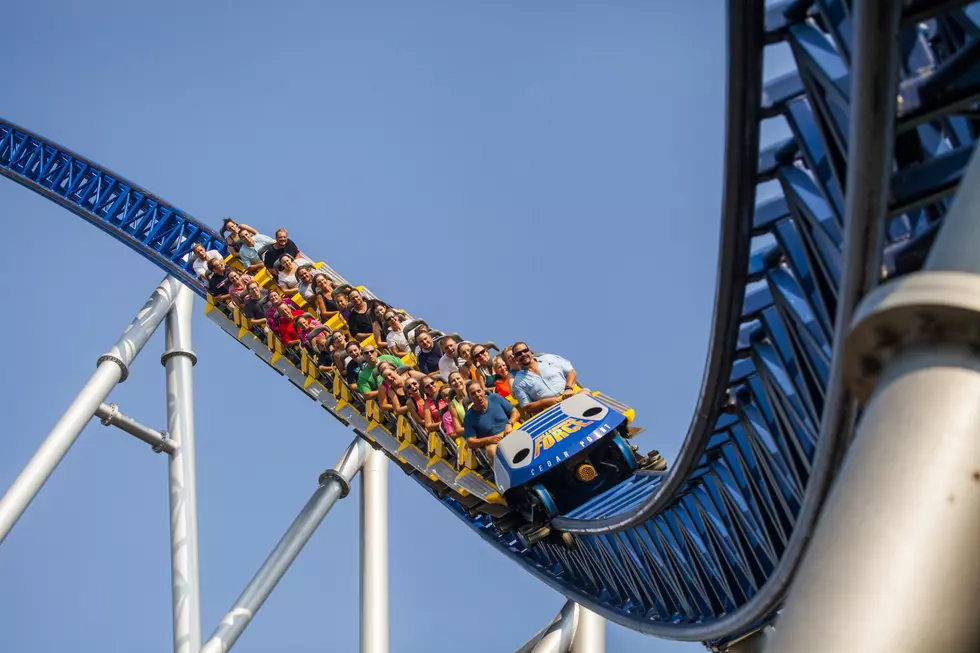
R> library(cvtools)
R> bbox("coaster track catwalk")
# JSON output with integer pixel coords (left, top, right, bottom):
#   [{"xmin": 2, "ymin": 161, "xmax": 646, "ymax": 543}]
[{"xmin": 2, "ymin": 0, "xmax": 978, "ymax": 648}]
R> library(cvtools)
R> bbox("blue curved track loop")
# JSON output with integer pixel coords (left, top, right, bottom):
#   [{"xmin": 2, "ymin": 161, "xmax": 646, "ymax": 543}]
[{"xmin": 2, "ymin": 1, "xmax": 979, "ymax": 648}]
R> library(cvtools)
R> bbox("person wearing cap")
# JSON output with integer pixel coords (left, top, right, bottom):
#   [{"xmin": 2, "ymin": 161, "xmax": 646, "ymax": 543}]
[
  {"xmin": 383, "ymin": 312, "xmax": 410, "ymax": 355},
  {"xmin": 235, "ymin": 229, "xmax": 275, "ymax": 274},
  {"xmin": 356, "ymin": 345, "xmax": 405, "ymax": 399},
  {"xmin": 437, "ymin": 335, "xmax": 461, "ymax": 381},
  {"xmin": 509, "ymin": 341, "xmax": 586, "ymax": 416},
  {"xmin": 262, "ymin": 228, "xmax": 304, "ymax": 272},
  {"xmin": 191, "ymin": 243, "xmax": 224, "ymax": 282}
]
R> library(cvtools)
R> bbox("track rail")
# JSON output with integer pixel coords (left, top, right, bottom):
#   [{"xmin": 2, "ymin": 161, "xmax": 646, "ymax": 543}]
[{"xmin": 2, "ymin": 1, "xmax": 978, "ymax": 647}]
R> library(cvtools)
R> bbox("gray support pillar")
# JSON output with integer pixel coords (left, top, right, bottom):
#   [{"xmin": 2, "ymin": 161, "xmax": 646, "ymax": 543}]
[
  {"xmin": 516, "ymin": 601, "xmax": 579, "ymax": 653},
  {"xmin": 0, "ymin": 276, "xmax": 180, "ymax": 545},
  {"xmin": 200, "ymin": 438, "xmax": 371, "ymax": 653},
  {"xmin": 569, "ymin": 606, "xmax": 604, "ymax": 653},
  {"xmin": 360, "ymin": 445, "xmax": 389, "ymax": 653},
  {"xmin": 165, "ymin": 284, "xmax": 203, "ymax": 653},
  {"xmin": 95, "ymin": 403, "xmax": 176, "ymax": 455},
  {"xmin": 768, "ymin": 126, "xmax": 980, "ymax": 651}
]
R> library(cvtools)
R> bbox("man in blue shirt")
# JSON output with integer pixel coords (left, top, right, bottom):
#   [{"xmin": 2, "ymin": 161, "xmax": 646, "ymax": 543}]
[
  {"xmin": 510, "ymin": 341, "xmax": 586, "ymax": 416},
  {"xmin": 463, "ymin": 381, "xmax": 520, "ymax": 457}
]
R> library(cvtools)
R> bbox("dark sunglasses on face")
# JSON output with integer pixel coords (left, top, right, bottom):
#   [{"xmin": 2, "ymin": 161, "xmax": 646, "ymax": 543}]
[{"xmin": 513, "ymin": 348, "xmax": 530, "ymax": 356}]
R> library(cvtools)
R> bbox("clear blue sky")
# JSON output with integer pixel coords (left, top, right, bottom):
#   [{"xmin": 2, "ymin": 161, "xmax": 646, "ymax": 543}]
[{"xmin": 0, "ymin": 1, "xmax": 789, "ymax": 651}]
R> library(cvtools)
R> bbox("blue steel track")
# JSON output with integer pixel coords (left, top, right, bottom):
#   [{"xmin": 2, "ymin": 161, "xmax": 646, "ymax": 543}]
[{"xmin": 2, "ymin": 1, "xmax": 978, "ymax": 648}]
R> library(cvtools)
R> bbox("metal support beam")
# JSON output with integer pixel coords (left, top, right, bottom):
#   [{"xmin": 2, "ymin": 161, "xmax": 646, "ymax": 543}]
[
  {"xmin": 200, "ymin": 438, "xmax": 371, "ymax": 653},
  {"xmin": 94, "ymin": 403, "xmax": 175, "ymax": 455},
  {"xmin": 360, "ymin": 444, "xmax": 389, "ymax": 653},
  {"xmin": 569, "ymin": 606, "xmax": 605, "ymax": 653},
  {"xmin": 516, "ymin": 601, "xmax": 579, "ymax": 653},
  {"xmin": 769, "ymin": 148, "xmax": 980, "ymax": 649},
  {"xmin": 726, "ymin": 627, "xmax": 772, "ymax": 653},
  {"xmin": 0, "ymin": 276, "xmax": 179, "ymax": 545},
  {"xmin": 165, "ymin": 284, "xmax": 203, "ymax": 653}
]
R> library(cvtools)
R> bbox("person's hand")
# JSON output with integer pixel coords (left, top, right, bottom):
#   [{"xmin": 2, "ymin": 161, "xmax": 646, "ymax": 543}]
[{"xmin": 561, "ymin": 387, "xmax": 575, "ymax": 399}]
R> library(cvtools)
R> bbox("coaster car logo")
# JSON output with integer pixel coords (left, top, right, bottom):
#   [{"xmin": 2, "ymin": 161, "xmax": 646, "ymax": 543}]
[{"xmin": 533, "ymin": 418, "xmax": 592, "ymax": 458}]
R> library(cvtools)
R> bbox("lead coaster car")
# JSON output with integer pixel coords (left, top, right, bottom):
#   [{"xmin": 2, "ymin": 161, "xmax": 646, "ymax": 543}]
[{"xmin": 492, "ymin": 393, "xmax": 640, "ymax": 545}]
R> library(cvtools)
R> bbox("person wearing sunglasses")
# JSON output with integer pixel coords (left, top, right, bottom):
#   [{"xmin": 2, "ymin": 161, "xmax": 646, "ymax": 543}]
[
  {"xmin": 383, "ymin": 312, "xmax": 411, "ymax": 355},
  {"xmin": 356, "ymin": 345, "xmax": 405, "ymax": 400},
  {"xmin": 469, "ymin": 345, "xmax": 495, "ymax": 389},
  {"xmin": 509, "ymin": 341, "xmax": 585, "ymax": 416},
  {"xmin": 408, "ymin": 376, "xmax": 448, "ymax": 433}
]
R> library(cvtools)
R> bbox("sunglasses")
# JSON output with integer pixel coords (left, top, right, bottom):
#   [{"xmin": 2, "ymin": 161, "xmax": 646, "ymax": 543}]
[
  {"xmin": 364, "ymin": 349, "xmax": 377, "ymax": 355},
  {"xmin": 513, "ymin": 348, "xmax": 530, "ymax": 356},
  {"xmin": 472, "ymin": 349, "xmax": 486, "ymax": 357}
]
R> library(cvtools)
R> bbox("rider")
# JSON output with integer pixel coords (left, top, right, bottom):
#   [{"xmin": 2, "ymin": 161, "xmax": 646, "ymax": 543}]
[
  {"xmin": 509, "ymin": 341, "xmax": 585, "ymax": 416},
  {"xmin": 462, "ymin": 381, "xmax": 520, "ymax": 458}
]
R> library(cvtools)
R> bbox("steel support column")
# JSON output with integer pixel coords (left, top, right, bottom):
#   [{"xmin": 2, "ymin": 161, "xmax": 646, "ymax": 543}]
[
  {"xmin": 165, "ymin": 284, "xmax": 203, "ymax": 653},
  {"xmin": 95, "ymin": 403, "xmax": 175, "ymax": 455},
  {"xmin": 0, "ymin": 276, "xmax": 179, "ymax": 545},
  {"xmin": 726, "ymin": 628, "xmax": 771, "ymax": 653},
  {"xmin": 200, "ymin": 438, "xmax": 371, "ymax": 653},
  {"xmin": 569, "ymin": 606, "xmax": 605, "ymax": 653},
  {"xmin": 360, "ymin": 444, "xmax": 389, "ymax": 653},
  {"xmin": 516, "ymin": 602, "xmax": 579, "ymax": 653},
  {"xmin": 769, "ymin": 155, "xmax": 980, "ymax": 649}
]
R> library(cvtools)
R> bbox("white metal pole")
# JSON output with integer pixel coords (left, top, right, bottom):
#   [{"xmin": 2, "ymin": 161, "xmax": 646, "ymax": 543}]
[
  {"xmin": 201, "ymin": 438, "xmax": 370, "ymax": 653},
  {"xmin": 0, "ymin": 276, "xmax": 180, "ymax": 545},
  {"xmin": 769, "ymin": 115, "xmax": 980, "ymax": 653},
  {"xmin": 569, "ymin": 606, "xmax": 605, "ymax": 653},
  {"xmin": 360, "ymin": 444, "xmax": 389, "ymax": 653},
  {"xmin": 164, "ymin": 284, "xmax": 203, "ymax": 653},
  {"xmin": 516, "ymin": 601, "xmax": 579, "ymax": 653},
  {"xmin": 95, "ymin": 403, "xmax": 175, "ymax": 454}
]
